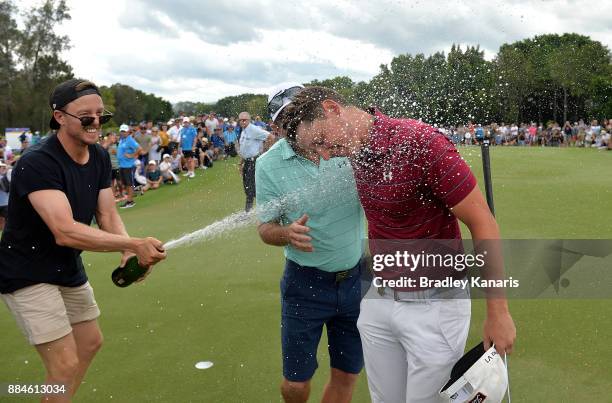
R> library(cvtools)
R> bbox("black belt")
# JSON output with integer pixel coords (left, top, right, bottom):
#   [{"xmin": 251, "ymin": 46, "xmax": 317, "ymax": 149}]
[
  {"xmin": 287, "ymin": 259, "xmax": 361, "ymax": 284},
  {"xmin": 334, "ymin": 269, "xmax": 353, "ymax": 283}
]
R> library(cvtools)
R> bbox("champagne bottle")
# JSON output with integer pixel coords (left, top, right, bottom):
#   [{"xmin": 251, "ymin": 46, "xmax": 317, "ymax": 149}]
[{"xmin": 112, "ymin": 256, "xmax": 148, "ymax": 287}]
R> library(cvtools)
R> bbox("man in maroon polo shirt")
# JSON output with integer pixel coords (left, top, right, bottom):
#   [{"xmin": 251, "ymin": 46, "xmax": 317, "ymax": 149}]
[{"xmin": 280, "ymin": 86, "xmax": 516, "ymax": 403}]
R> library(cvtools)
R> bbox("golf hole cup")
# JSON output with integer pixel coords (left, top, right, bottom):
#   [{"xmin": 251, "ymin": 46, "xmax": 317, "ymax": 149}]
[
  {"xmin": 195, "ymin": 361, "xmax": 214, "ymax": 370},
  {"xmin": 111, "ymin": 256, "xmax": 148, "ymax": 287}
]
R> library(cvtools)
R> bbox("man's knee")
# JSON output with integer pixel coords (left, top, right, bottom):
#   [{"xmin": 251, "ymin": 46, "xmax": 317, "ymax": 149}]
[
  {"xmin": 330, "ymin": 368, "xmax": 359, "ymax": 388},
  {"xmin": 82, "ymin": 331, "xmax": 103, "ymax": 357},
  {"xmin": 47, "ymin": 350, "xmax": 80, "ymax": 382},
  {"xmin": 74, "ymin": 325, "xmax": 104, "ymax": 358},
  {"xmin": 281, "ymin": 379, "xmax": 311, "ymax": 401}
]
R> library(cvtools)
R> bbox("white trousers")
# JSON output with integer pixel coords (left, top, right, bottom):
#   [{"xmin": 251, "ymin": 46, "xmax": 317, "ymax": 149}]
[{"xmin": 357, "ymin": 289, "xmax": 471, "ymax": 403}]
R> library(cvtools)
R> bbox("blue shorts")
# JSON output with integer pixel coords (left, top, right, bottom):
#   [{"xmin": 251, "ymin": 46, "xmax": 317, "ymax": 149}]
[{"xmin": 281, "ymin": 258, "xmax": 364, "ymax": 382}]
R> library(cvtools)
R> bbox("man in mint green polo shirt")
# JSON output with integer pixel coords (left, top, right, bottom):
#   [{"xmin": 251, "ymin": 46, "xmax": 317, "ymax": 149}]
[{"xmin": 255, "ymin": 85, "xmax": 365, "ymax": 403}]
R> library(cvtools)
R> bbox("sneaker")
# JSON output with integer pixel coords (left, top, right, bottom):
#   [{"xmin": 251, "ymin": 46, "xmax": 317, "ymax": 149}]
[
  {"xmin": 182, "ymin": 172, "xmax": 189, "ymax": 177},
  {"xmin": 200, "ymin": 166, "xmax": 206, "ymax": 170},
  {"xmin": 188, "ymin": 172, "xmax": 195, "ymax": 178},
  {"xmin": 119, "ymin": 201, "xmax": 136, "ymax": 209}
]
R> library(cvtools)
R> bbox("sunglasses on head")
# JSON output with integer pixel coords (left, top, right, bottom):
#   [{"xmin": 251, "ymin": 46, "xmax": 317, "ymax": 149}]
[
  {"xmin": 268, "ymin": 86, "xmax": 303, "ymax": 118},
  {"xmin": 61, "ymin": 110, "xmax": 113, "ymax": 127}
]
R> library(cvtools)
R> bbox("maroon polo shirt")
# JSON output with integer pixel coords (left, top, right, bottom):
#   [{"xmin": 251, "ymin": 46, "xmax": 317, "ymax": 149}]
[{"xmin": 352, "ymin": 110, "xmax": 477, "ymax": 290}]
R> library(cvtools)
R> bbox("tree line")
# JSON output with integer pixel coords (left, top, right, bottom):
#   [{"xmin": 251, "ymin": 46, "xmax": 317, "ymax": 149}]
[
  {"xmin": 0, "ymin": 0, "xmax": 172, "ymax": 133},
  {"xmin": 173, "ymin": 33, "xmax": 611, "ymax": 126},
  {"xmin": 306, "ymin": 34, "xmax": 611, "ymax": 126},
  {"xmin": 173, "ymin": 93, "xmax": 269, "ymax": 121}
]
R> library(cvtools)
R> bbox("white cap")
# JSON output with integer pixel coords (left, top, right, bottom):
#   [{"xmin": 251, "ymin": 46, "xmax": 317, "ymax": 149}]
[
  {"xmin": 182, "ymin": 117, "xmax": 190, "ymax": 123},
  {"xmin": 148, "ymin": 160, "xmax": 157, "ymax": 165},
  {"xmin": 223, "ymin": 118, "xmax": 228, "ymax": 122},
  {"xmin": 163, "ymin": 153, "xmax": 170, "ymax": 159},
  {"xmin": 168, "ymin": 119, "xmax": 175, "ymax": 125},
  {"xmin": 119, "ymin": 124, "xmax": 130, "ymax": 132},
  {"xmin": 267, "ymin": 83, "xmax": 304, "ymax": 122},
  {"xmin": 0, "ymin": 161, "xmax": 6, "ymax": 167},
  {"xmin": 440, "ymin": 344, "xmax": 508, "ymax": 403}
]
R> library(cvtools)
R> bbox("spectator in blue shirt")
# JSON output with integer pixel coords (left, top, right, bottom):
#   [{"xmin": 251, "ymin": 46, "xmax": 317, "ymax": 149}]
[
  {"xmin": 223, "ymin": 125, "xmax": 238, "ymax": 157},
  {"xmin": 211, "ymin": 128, "xmax": 226, "ymax": 160},
  {"xmin": 179, "ymin": 117, "xmax": 198, "ymax": 178},
  {"xmin": 475, "ymin": 124, "xmax": 485, "ymax": 144},
  {"xmin": 117, "ymin": 124, "xmax": 142, "ymax": 208},
  {"xmin": 238, "ymin": 111, "xmax": 272, "ymax": 211},
  {"xmin": 253, "ymin": 115, "xmax": 267, "ymax": 128}
]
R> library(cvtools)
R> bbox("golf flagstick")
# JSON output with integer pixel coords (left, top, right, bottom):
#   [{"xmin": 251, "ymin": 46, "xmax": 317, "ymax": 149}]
[
  {"xmin": 480, "ymin": 138, "xmax": 495, "ymax": 216},
  {"xmin": 480, "ymin": 139, "xmax": 511, "ymax": 403}
]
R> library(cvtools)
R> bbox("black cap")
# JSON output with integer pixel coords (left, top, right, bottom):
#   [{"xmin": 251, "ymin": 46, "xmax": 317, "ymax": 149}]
[{"xmin": 49, "ymin": 79, "xmax": 101, "ymax": 129}]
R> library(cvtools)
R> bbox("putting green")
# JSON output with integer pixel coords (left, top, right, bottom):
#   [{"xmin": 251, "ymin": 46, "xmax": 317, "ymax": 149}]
[{"xmin": 1, "ymin": 148, "xmax": 611, "ymax": 402}]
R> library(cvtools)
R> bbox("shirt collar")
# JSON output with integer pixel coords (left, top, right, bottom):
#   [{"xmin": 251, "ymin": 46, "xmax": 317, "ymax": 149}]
[
  {"xmin": 367, "ymin": 107, "xmax": 392, "ymax": 154},
  {"xmin": 279, "ymin": 138, "xmax": 297, "ymax": 160}
]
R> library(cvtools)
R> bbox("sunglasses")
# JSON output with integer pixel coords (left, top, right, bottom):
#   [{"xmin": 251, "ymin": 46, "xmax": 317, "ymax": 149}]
[
  {"xmin": 62, "ymin": 110, "xmax": 113, "ymax": 127},
  {"xmin": 268, "ymin": 86, "xmax": 303, "ymax": 119}
]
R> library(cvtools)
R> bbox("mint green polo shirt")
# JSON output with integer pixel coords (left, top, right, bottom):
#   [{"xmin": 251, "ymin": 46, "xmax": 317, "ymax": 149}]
[{"xmin": 255, "ymin": 139, "xmax": 364, "ymax": 272}]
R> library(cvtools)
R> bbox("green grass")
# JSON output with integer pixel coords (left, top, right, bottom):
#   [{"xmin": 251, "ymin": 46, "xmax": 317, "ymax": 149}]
[{"xmin": 1, "ymin": 148, "xmax": 611, "ymax": 402}]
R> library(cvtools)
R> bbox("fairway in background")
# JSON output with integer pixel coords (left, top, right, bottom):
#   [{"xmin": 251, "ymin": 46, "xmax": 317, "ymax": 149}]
[{"xmin": 1, "ymin": 148, "xmax": 611, "ymax": 402}]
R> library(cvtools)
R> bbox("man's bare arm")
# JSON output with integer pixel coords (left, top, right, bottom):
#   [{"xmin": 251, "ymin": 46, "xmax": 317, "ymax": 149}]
[
  {"xmin": 450, "ymin": 186, "xmax": 516, "ymax": 354},
  {"xmin": 29, "ymin": 189, "xmax": 165, "ymax": 267},
  {"xmin": 96, "ymin": 188, "xmax": 128, "ymax": 237}
]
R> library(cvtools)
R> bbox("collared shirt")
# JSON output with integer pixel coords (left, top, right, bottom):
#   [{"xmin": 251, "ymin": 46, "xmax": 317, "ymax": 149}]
[
  {"xmin": 255, "ymin": 138, "xmax": 364, "ymax": 272},
  {"xmin": 352, "ymin": 110, "xmax": 477, "ymax": 290},
  {"xmin": 179, "ymin": 126, "xmax": 197, "ymax": 151},
  {"xmin": 223, "ymin": 130, "xmax": 237, "ymax": 144},
  {"xmin": 238, "ymin": 123, "xmax": 268, "ymax": 158},
  {"xmin": 353, "ymin": 109, "xmax": 476, "ymax": 240}
]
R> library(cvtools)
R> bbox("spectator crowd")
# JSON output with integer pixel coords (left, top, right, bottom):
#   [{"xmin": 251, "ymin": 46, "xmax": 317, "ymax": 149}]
[
  {"xmin": 97, "ymin": 112, "xmax": 265, "ymax": 208},
  {"xmin": 0, "ymin": 113, "xmax": 610, "ymax": 218},
  {"xmin": 0, "ymin": 111, "xmax": 271, "ymax": 212},
  {"xmin": 441, "ymin": 119, "xmax": 612, "ymax": 148}
]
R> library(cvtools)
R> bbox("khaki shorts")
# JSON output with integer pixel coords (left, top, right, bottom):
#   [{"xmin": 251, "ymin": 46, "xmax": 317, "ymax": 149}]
[{"xmin": 1, "ymin": 282, "xmax": 100, "ymax": 345}]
